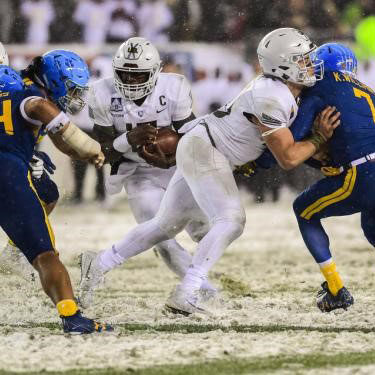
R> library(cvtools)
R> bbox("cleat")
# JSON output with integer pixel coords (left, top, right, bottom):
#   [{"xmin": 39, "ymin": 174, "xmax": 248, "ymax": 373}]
[
  {"xmin": 78, "ymin": 251, "xmax": 105, "ymax": 309},
  {"xmin": 199, "ymin": 287, "xmax": 219, "ymax": 303},
  {"xmin": 316, "ymin": 281, "xmax": 354, "ymax": 312},
  {"xmin": 165, "ymin": 285, "xmax": 207, "ymax": 316},
  {"xmin": 61, "ymin": 311, "xmax": 113, "ymax": 334},
  {"xmin": 0, "ymin": 242, "xmax": 36, "ymax": 282}
]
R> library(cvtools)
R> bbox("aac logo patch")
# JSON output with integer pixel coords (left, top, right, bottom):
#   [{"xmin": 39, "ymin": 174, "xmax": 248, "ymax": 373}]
[{"xmin": 110, "ymin": 97, "xmax": 123, "ymax": 113}]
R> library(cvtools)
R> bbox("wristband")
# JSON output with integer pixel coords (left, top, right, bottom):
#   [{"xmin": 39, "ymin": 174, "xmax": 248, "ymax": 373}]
[
  {"xmin": 46, "ymin": 111, "xmax": 70, "ymax": 134},
  {"xmin": 113, "ymin": 132, "xmax": 131, "ymax": 153}
]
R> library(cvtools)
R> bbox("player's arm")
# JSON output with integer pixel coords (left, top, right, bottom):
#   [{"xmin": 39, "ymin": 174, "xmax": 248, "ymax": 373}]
[
  {"xmin": 138, "ymin": 112, "xmax": 194, "ymax": 169},
  {"xmin": 23, "ymin": 97, "xmax": 104, "ymax": 168},
  {"xmin": 172, "ymin": 113, "xmax": 196, "ymax": 133},
  {"xmin": 255, "ymin": 106, "xmax": 340, "ymax": 170},
  {"xmin": 138, "ymin": 76, "xmax": 194, "ymax": 168}
]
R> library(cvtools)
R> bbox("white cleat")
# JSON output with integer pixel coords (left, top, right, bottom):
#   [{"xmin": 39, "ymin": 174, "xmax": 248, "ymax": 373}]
[
  {"xmin": 0, "ymin": 242, "xmax": 36, "ymax": 282},
  {"xmin": 78, "ymin": 251, "xmax": 105, "ymax": 309},
  {"xmin": 165, "ymin": 285, "xmax": 208, "ymax": 316}
]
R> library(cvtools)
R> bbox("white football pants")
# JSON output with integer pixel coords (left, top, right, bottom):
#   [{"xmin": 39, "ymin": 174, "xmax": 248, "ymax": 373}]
[
  {"xmin": 105, "ymin": 125, "xmax": 245, "ymax": 289},
  {"xmin": 124, "ymin": 166, "xmax": 209, "ymax": 278}
]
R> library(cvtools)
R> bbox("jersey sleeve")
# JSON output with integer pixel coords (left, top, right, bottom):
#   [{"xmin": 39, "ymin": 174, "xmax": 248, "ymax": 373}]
[
  {"xmin": 18, "ymin": 85, "xmax": 45, "ymax": 126},
  {"xmin": 290, "ymin": 95, "xmax": 325, "ymax": 141},
  {"xmin": 172, "ymin": 76, "xmax": 193, "ymax": 121},
  {"xmin": 87, "ymin": 84, "xmax": 113, "ymax": 127},
  {"xmin": 252, "ymin": 95, "xmax": 290, "ymax": 129}
]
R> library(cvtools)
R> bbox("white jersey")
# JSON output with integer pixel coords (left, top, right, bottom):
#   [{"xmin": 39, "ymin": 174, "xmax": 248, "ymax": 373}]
[
  {"xmin": 88, "ymin": 72, "xmax": 193, "ymax": 165},
  {"xmin": 185, "ymin": 75, "xmax": 298, "ymax": 166}
]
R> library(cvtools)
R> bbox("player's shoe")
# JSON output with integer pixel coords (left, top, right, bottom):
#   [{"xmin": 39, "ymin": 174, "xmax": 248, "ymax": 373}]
[
  {"xmin": 316, "ymin": 281, "xmax": 354, "ymax": 312},
  {"xmin": 61, "ymin": 311, "xmax": 113, "ymax": 334},
  {"xmin": 0, "ymin": 242, "xmax": 36, "ymax": 282},
  {"xmin": 165, "ymin": 285, "xmax": 207, "ymax": 316},
  {"xmin": 78, "ymin": 251, "xmax": 105, "ymax": 309}
]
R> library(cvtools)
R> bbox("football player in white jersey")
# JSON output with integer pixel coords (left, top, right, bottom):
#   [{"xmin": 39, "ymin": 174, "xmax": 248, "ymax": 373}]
[
  {"xmin": 79, "ymin": 37, "xmax": 215, "ymax": 308},
  {"xmin": 80, "ymin": 29, "xmax": 340, "ymax": 315}
]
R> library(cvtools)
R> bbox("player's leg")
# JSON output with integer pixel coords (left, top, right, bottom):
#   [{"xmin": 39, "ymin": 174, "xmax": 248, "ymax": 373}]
[
  {"xmin": 79, "ymin": 169, "xmax": 195, "ymax": 307},
  {"xmin": 166, "ymin": 128, "xmax": 245, "ymax": 313},
  {"xmin": 0, "ymin": 172, "xmax": 59, "ymax": 281},
  {"xmin": 293, "ymin": 167, "xmax": 359, "ymax": 311},
  {"xmin": 0, "ymin": 158, "xmax": 112, "ymax": 333},
  {"xmin": 361, "ymin": 210, "xmax": 375, "ymax": 247}
]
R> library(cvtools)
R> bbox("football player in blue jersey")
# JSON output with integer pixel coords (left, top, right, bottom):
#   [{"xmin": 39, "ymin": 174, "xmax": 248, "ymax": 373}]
[
  {"xmin": 0, "ymin": 50, "xmax": 112, "ymax": 334},
  {"xmin": 256, "ymin": 43, "xmax": 368, "ymax": 312}
]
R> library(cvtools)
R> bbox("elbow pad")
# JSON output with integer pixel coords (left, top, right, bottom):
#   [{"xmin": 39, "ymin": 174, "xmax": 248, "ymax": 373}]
[{"xmin": 61, "ymin": 122, "xmax": 101, "ymax": 158}]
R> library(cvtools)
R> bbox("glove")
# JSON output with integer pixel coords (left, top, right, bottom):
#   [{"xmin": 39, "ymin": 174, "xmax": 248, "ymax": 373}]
[
  {"xmin": 29, "ymin": 157, "xmax": 44, "ymax": 179},
  {"xmin": 33, "ymin": 151, "xmax": 56, "ymax": 174},
  {"xmin": 29, "ymin": 151, "xmax": 56, "ymax": 179},
  {"xmin": 234, "ymin": 161, "xmax": 257, "ymax": 178}
]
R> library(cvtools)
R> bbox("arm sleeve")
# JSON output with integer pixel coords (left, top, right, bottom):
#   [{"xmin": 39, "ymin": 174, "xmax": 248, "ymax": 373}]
[
  {"xmin": 172, "ymin": 76, "xmax": 193, "ymax": 121},
  {"xmin": 290, "ymin": 95, "xmax": 325, "ymax": 141},
  {"xmin": 87, "ymin": 85, "xmax": 113, "ymax": 127},
  {"xmin": 252, "ymin": 96, "xmax": 289, "ymax": 129}
]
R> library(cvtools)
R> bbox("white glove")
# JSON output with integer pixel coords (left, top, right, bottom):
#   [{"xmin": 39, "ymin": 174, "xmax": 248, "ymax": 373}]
[{"xmin": 29, "ymin": 157, "xmax": 44, "ymax": 179}]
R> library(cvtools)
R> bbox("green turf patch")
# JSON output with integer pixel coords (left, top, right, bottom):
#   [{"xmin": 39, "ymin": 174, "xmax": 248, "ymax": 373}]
[
  {"xmin": 2, "ymin": 321, "xmax": 375, "ymax": 335},
  {"xmin": 2, "ymin": 351, "xmax": 375, "ymax": 374}
]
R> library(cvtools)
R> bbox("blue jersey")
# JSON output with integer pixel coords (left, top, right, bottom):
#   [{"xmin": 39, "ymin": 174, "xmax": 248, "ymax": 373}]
[
  {"xmin": 302, "ymin": 72, "xmax": 375, "ymax": 166},
  {"xmin": 0, "ymin": 78, "xmax": 45, "ymax": 164}
]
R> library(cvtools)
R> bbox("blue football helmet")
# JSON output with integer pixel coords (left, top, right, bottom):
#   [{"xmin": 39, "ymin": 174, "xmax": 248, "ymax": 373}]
[
  {"xmin": 316, "ymin": 43, "xmax": 358, "ymax": 77},
  {"xmin": 34, "ymin": 50, "xmax": 89, "ymax": 114},
  {"xmin": 0, "ymin": 65, "xmax": 24, "ymax": 92}
]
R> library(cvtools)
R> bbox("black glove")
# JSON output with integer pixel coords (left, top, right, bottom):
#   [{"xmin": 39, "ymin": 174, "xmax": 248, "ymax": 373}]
[{"xmin": 234, "ymin": 161, "xmax": 257, "ymax": 178}]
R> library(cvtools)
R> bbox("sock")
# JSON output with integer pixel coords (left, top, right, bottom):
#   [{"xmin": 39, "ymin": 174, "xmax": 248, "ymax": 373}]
[
  {"xmin": 98, "ymin": 246, "xmax": 125, "ymax": 273},
  {"xmin": 181, "ymin": 265, "xmax": 207, "ymax": 292},
  {"xmin": 57, "ymin": 299, "xmax": 78, "ymax": 317},
  {"xmin": 319, "ymin": 259, "xmax": 344, "ymax": 296},
  {"xmin": 296, "ymin": 216, "xmax": 332, "ymax": 263}
]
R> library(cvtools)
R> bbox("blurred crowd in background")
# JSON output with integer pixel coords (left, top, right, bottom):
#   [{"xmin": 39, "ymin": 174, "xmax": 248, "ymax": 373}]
[
  {"xmin": 1, "ymin": 0, "xmax": 375, "ymax": 205},
  {"xmin": 1, "ymin": 0, "xmax": 374, "ymax": 45}
]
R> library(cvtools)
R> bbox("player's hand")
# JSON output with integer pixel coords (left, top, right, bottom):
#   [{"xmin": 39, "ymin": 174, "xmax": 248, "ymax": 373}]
[
  {"xmin": 138, "ymin": 143, "xmax": 175, "ymax": 169},
  {"xmin": 29, "ymin": 157, "xmax": 44, "ymax": 179},
  {"xmin": 234, "ymin": 161, "xmax": 257, "ymax": 178},
  {"xmin": 90, "ymin": 151, "xmax": 105, "ymax": 169},
  {"xmin": 314, "ymin": 106, "xmax": 341, "ymax": 141},
  {"xmin": 127, "ymin": 125, "xmax": 157, "ymax": 147},
  {"xmin": 33, "ymin": 151, "xmax": 56, "ymax": 174},
  {"xmin": 29, "ymin": 151, "xmax": 56, "ymax": 179}
]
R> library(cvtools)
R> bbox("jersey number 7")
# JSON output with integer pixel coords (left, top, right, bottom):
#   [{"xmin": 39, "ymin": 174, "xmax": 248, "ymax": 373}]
[
  {"xmin": 0, "ymin": 100, "xmax": 14, "ymax": 135},
  {"xmin": 353, "ymin": 88, "xmax": 375, "ymax": 124}
]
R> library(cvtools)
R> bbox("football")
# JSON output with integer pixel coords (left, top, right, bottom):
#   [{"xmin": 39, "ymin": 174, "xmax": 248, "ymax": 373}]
[{"xmin": 146, "ymin": 127, "xmax": 179, "ymax": 155}]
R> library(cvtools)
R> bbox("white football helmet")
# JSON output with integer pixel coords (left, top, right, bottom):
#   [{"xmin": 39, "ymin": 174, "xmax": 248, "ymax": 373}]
[
  {"xmin": 257, "ymin": 28, "xmax": 323, "ymax": 87},
  {"xmin": 0, "ymin": 42, "xmax": 9, "ymax": 66},
  {"xmin": 113, "ymin": 37, "xmax": 161, "ymax": 100}
]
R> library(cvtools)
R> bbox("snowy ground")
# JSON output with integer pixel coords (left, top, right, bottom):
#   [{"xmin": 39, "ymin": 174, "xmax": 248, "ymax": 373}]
[{"xmin": 1, "ymin": 189, "xmax": 375, "ymax": 375}]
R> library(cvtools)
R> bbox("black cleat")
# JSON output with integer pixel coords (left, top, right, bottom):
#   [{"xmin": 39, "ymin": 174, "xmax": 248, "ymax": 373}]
[
  {"xmin": 61, "ymin": 311, "xmax": 114, "ymax": 334},
  {"xmin": 316, "ymin": 281, "xmax": 354, "ymax": 312}
]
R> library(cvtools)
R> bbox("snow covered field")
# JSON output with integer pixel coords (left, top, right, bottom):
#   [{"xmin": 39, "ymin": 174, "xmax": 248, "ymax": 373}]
[{"xmin": 1, "ymin": 189, "xmax": 375, "ymax": 375}]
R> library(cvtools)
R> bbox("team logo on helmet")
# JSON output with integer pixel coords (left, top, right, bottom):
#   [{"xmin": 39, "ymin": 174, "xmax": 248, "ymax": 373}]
[{"xmin": 126, "ymin": 43, "xmax": 143, "ymax": 60}]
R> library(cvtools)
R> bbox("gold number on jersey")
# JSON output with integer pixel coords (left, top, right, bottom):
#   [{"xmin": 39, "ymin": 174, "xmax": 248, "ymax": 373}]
[
  {"xmin": 353, "ymin": 88, "xmax": 375, "ymax": 124},
  {"xmin": 0, "ymin": 100, "xmax": 14, "ymax": 135}
]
